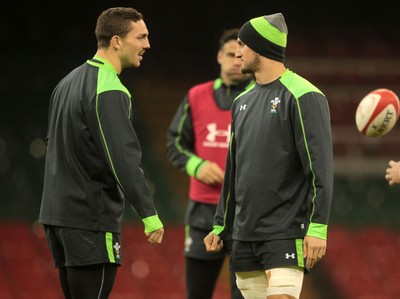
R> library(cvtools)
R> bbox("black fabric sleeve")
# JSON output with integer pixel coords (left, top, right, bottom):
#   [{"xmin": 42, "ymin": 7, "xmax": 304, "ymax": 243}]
[
  {"xmin": 213, "ymin": 118, "xmax": 236, "ymax": 239},
  {"xmin": 166, "ymin": 95, "xmax": 195, "ymax": 172},
  {"xmin": 89, "ymin": 90, "xmax": 158, "ymax": 219},
  {"xmin": 293, "ymin": 92, "xmax": 333, "ymax": 229}
]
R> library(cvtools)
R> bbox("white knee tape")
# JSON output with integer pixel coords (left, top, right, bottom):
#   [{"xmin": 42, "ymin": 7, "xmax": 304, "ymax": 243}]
[
  {"xmin": 236, "ymin": 271, "xmax": 267, "ymax": 299},
  {"xmin": 266, "ymin": 267, "xmax": 304, "ymax": 299}
]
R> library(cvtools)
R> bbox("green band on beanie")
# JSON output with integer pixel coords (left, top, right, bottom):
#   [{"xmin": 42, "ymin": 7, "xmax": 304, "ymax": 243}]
[
  {"xmin": 238, "ymin": 13, "xmax": 288, "ymax": 62},
  {"xmin": 250, "ymin": 17, "xmax": 287, "ymax": 48}
]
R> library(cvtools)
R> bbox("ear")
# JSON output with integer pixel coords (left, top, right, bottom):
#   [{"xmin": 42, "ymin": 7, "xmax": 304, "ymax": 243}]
[
  {"xmin": 217, "ymin": 49, "xmax": 223, "ymax": 64},
  {"xmin": 110, "ymin": 35, "xmax": 122, "ymax": 49}
]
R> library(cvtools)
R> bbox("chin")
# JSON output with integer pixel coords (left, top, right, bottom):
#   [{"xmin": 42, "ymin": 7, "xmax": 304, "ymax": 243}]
[{"xmin": 241, "ymin": 67, "xmax": 253, "ymax": 75}]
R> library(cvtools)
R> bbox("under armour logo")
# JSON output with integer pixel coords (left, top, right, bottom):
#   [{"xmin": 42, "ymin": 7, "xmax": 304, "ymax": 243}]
[
  {"xmin": 240, "ymin": 104, "xmax": 247, "ymax": 111},
  {"xmin": 205, "ymin": 123, "xmax": 230, "ymax": 142},
  {"xmin": 285, "ymin": 253, "xmax": 295, "ymax": 259},
  {"xmin": 203, "ymin": 123, "xmax": 230, "ymax": 148}
]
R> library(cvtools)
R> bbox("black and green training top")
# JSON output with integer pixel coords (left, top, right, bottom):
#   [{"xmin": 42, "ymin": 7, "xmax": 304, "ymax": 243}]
[
  {"xmin": 39, "ymin": 55, "xmax": 163, "ymax": 233},
  {"xmin": 211, "ymin": 69, "xmax": 333, "ymax": 242}
]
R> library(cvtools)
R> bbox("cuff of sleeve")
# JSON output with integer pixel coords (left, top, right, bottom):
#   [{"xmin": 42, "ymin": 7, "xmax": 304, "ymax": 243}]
[
  {"xmin": 211, "ymin": 225, "xmax": 225, "ymax": 236},
  {"xmin": 186, "ymin": 155, "xmax": 206, "ymax": 178},
  {"xmin": 306, "ymin": 222, "xmax": 328, "ymax": 240},
  {"xmin": 142, "ymin": 215, "xmax": 164, "ymax": 233}
]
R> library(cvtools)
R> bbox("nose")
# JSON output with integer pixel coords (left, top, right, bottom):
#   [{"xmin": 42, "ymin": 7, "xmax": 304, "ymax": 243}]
[{"xmin": 144, "ymin": 38, "xmax": 150, "ymax": 49}]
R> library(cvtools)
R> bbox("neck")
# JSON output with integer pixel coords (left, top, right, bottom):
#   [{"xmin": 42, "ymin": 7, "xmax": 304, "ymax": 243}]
[
  {"xmin": 95, "ymin": 49, "xmax": 121, "ymax": 74},
  {"xmin": 220, "ymin": 73, "xmax": 251, "ymax": 87},
  {"xmin": 255, "ymin": 59, "xmax": 286, "ymax": 85}
]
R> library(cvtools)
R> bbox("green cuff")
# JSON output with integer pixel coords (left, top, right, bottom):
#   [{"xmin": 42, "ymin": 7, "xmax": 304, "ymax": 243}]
[
  {"xmin": 186, "ymin": 155, "xmax": 206, "ymax": 178},
  {"xmin": 142, "ymin": 215, "xmax": 164, "ymax": 233},
  {"xmin": 211, "ymin": 225, "xmax": 225, "ymax": 236},
  {"xmin": 306, "ymin": 222, "xmax": 328, "ymax": 240}
]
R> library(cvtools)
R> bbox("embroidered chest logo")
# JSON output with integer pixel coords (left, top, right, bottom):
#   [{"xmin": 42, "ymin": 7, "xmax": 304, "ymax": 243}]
[
  {"xmin": 270, "ymin": 97, "xmax": 281, "ymax": 113},
  {"xmin": 240, "ymin": 104, "xmax": 247, "ymax": 111},
  {"xmin": 114, "ymin": 242, "xmax": 121, "ymax": 259}
]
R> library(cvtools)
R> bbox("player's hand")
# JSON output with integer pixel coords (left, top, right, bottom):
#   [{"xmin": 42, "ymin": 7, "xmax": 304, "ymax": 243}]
[
  {"xmin": 197, "ymin": 161, "xmax": 224, "ymax": 185},
  {"xmin": 303, "ymin": 236, "xmax": 326, "ymax": 270},
  {"xmin": 385, "ymin": 160, "xmax": 400, "ymax": 186},
  {"xmin": 204, "ymin": 233, "xmax": 223, "ymax": 252},
  {"xmin": 145, "ymin": 227, "xmax": 164, "ymax": 245}
]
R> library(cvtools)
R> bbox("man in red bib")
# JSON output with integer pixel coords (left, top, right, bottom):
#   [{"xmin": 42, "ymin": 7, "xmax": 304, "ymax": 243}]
[{"xmin": 167, "ymin": 29, "xmax": 253, "ymax": 299}]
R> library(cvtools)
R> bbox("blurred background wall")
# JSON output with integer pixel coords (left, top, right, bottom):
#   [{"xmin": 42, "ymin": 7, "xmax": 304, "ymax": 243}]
[{"xmin": 1, "ymin": 0, "xmax": 400, "ymax": 298}]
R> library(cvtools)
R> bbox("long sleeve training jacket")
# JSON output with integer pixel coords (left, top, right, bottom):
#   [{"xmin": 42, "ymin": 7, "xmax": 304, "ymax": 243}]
[
  {"xmin": 212, "ymin": 69, "xmax": 333, "ymax": 242},
  {"xmin": 39, "ymin": 56, "xmax": 163, "ymax": 233}
]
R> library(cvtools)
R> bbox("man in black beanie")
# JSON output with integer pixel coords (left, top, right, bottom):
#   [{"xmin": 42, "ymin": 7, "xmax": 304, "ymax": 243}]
[{"xmin": 205, "ymin": 13, "xmax": 333, "ymax": 299}]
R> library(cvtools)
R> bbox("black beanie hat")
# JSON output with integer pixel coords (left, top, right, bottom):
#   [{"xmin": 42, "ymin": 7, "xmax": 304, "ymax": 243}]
[{"xmin": 238, "ymin": 13, "xmax": 288, "ymax": 62}]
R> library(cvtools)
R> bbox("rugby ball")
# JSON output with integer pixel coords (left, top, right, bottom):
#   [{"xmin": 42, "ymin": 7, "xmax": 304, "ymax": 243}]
[{"xmin": 355, "ymin": 88, "xmax": 400, "ymax": 137}]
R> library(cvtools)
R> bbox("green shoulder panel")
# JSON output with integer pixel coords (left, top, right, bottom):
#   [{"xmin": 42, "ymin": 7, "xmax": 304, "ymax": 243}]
[
  {"xmin": 97, "ymin": 68, "xmax": 131, "ymax": 97},
  {"xmin": 87, "ymin": 56, "xmax": 131, "ymax": 97},
  {"xmin": 280, "ymin": 69, "xmax": 324, "ymax": 99}
]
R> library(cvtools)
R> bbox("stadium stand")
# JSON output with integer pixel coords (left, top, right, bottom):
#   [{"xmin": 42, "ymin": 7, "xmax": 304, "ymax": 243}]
[
  {"xmin": 323, "ymin": 226, "xmax": 400, "ymax": 299},
  {"xmin": 0, "ymin": 222, "xmax": 233, "ymax": 299}
]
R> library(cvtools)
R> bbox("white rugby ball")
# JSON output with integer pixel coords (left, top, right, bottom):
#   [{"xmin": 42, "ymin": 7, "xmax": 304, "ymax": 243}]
[{"xmin": 355, "ymin": 88, "xmax": 400, "ymax": 137}]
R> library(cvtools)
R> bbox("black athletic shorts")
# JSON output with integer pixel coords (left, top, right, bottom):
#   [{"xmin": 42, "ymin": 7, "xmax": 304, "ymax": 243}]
[
  {"xmin": 184, "ymin": 225, "xmax": 232, "ymax": 260},
  {"xmin": 44, "ymin": 225, "xmax": 122, "ymax": 268},
  {"xmin": 229, "ymin": 239, "xmax": 305, "ymax": 272}
]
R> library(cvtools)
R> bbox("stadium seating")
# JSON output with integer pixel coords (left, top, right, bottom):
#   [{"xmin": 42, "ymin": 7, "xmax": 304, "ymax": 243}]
[
  {"xmin": 0, "ymin": 222, "xmax": 232, "ymax": 299},
  {"xmin": 323, "ymin": 226, "xmax": 400, "ymax": 299}
]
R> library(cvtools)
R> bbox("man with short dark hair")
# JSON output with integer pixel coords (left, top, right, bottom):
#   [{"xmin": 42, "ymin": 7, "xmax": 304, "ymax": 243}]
[{"xmin": 40, "ymin": 7, "xmax": 164, "ymax": 298}]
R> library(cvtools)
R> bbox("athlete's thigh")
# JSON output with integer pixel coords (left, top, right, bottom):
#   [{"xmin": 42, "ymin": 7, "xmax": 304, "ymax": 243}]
[{"xmin": 67, "ymin": 263, "xmax": 118, "ymax": 299}]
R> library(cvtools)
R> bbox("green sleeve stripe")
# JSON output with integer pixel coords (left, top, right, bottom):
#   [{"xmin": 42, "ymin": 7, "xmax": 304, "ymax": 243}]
[
  {"xmin": 174, "ymin": 102, "xmax": 194, "ymax": 159},
  {"xmin": 142, "ymin": 215, "xmax": 164, "ymax": 233},
  {"xmin": 105, "ymin": 232, "xmax": 115, "ymax": 263},
  {"xmin": 95, "ymin": 65, "xmax": 133, "ymax": 194},
  {"xmin": 186, "ymin": 155, "xmax": 205, "ymax": 177},
  {"xmin": 250, "ymin": 17, "xmax": 287, "ymax": 47},
  {"xmin": 307, "ymin": 222, "xmax": 328, "ymax": 240},
  {"xmin": 95, "ymin": 94, "xmax": 126, "ymax": 194},
  {"xmin": 280, "ymin": 70, "xmax": 321, "ymax": 225},
  {"xmin": 295, "ymin": 239, "xmax": 304, "ymax": 268},
  {"xmin": 212, "ymin": 131, "xmax": 236, "ymax": 236},
  {"xmin": 294, "ymin": 97, "xmax": 318, "ymax": 224}
]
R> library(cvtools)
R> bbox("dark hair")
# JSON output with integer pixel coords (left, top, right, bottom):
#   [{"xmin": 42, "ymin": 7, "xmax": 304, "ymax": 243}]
[
  {"xmin": 95, "ymin": 7, "xmax": 144, "ymax": 48},
  {"xmin": 219, "ymin": 28, "xmax": 240, "ymax": 49}
]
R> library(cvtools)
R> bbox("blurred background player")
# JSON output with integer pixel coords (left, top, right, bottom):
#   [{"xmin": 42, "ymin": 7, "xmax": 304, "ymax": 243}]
[
  {"xmin": 204, "ymin": 13, "xmax": 333, "ymax": 299},
  {"xmin": 166, "ymin": 28, "xmax": 253, "ymax": 299},
  {"xmin": 39, "ymin": 7, "xmax": 164, "ymax": 299}
]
